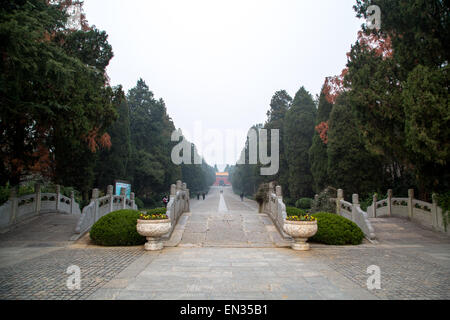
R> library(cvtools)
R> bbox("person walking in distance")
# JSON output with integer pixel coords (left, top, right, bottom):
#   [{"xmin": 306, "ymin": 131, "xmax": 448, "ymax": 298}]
[
  {"xmin": 162, "ymin": 195, "xmax": 168, "ymax": 208},
  {"xmin": 240, "ymin": 193, "xmax": 244, "ymax": 201},
  {"xmin": 202, "ymin": 192, "xmax": 206, "ymax": 200},
  {"xmin": 197, "ymin": 192, "xmax": 200, "ymax": 200}
]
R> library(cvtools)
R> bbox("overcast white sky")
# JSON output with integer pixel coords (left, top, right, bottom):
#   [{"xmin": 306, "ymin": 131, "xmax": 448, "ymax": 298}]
[{"xmin": 83, "ymin": 0, "xmax": 363, "ymax": 170}]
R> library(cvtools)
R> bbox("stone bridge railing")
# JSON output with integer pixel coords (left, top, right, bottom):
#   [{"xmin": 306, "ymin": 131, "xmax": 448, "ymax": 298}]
[
  {"xmin": 0, "ymin": 184, "xmax": 81, "ymax": 233},
  {"xmin": 366, "ymin": 189, "xmax": 449, "ymax": 236},
  {"xmin": 74, "ymin": 185, "xmax": 137, "ymax": 236},
  {"xmin": 164, "ymin": 180, "xmax": 190, "ymax": 238},
  {"xmin": 335, "ymin": 189, "xmax": 376, "ymax": 240},
  {"xmin": 261, "ymin": 182, "xmax": 290, "ymax": 239},
  {"xmin": 74, "ymin": 180, "xmax": 191, "ymax": 239}
]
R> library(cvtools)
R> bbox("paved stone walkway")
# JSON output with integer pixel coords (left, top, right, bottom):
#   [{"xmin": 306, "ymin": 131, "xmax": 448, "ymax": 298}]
[
  {"xmin": 87, "ymin": 247, "xmax": 376, "ymax": 300},
  {"xmin": 0, "ymin": 247, "xmax": 144, "ymax": 300},
  {"xmin": 0, "ymin": 212, "xmax": 80, "ymax": 247},
  {"xmin": 0, "ymin": 186, "xmax": 449, "ymax": 300},
  {"xmin": 178, "ymin": 188, "xmax": 288, "ymax": 248}
]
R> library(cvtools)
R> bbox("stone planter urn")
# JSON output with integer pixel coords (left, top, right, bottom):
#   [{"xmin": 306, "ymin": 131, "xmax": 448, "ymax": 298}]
[
  {"xmin": 283, "ymin": 220, "xmax": 318, "ymax": 251},
  {"xmin": 136, "ymin": 219, "xmax": 171, "ymax": 251}
]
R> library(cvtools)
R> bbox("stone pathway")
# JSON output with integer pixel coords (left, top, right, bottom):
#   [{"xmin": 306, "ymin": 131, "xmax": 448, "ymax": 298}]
[
  {"xmin": 0, "ymin": 212, "xmax": 80, "ymax": 247},
  {"xmin": 0, "ymin": 247, "xmax": 144, "ymax": 300},
  {"xmin": 177, "ymin": 188, "xmax": 289, "ymax": 248},
  {"xmin": 88, "ymin": 247, "xmax": 376, "ymax": 300},
  {"xmin": 0, "ymin": 186, "xmax": 449, "ymax": 300}
]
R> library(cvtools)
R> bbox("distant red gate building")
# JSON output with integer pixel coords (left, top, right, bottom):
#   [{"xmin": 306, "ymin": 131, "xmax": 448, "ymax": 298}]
[{"xmin": 214, "ymin": 172, "xmax": 231, "ymax": 186}]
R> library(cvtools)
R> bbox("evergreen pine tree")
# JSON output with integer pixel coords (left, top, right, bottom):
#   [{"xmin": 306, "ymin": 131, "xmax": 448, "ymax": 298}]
[
  {"xmin": 309, "ymin": 88, "xmax": 333, "ymax": 193},
  {"xmin": 284, "ymin": 87, "xmax": 316, "ymax": 199}
]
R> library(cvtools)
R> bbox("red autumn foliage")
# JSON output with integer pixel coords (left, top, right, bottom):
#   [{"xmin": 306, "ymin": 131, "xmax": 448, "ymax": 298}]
[
  {"xmin": 9, "ymin": 158, "xmax": 25, "ymax": 176},
  {"xmin": 85, "ymin": 128, "xmax": 112, "ymax": 153},
  {"xmin": 30, "ymin": 144, "xmax": 53, "ymax": 179},
  {"xmin": 356, "ymin": 31, "xmax": 393, "ymax": 59},
  {"xmin": 323, "ymin": 73, "xmax": 345, "ymax": 105},
  {"xmin": 322, "ymin": 31, "xmax": 393, "ymax": 105},
  {"xmin": 46, "ymin": 0, "xmax": 91, "ymax": 32},
  {"xmin": 315, "ymin": 121, "xmax": 329, "ymax": 144}
]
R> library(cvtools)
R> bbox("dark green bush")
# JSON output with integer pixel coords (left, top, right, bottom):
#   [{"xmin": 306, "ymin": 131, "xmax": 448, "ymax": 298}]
[
  {"xmin": 286, "ymin": 206, "xmax": 306, "ymax": 216},
  {"xmin": 311, "ymin": 187, "xmax": 337, "ymax": 213},
  {"xmin": 295, "ymin": 198, "xmax": 313, "ymax": 209},
  {"xmin": 134, "ymin": 197, "xmax": 145, "ymax": 209},
  {"xmin": 309, "ymin": 212, "xmax": 364, "ymax": 245},
  {"xmin": 0, "ymin": 184, "xmax": 10, "ymax": 205},
  {"xmin": 90, "ymin": 209, "xmax": 145, "ymax": 246},
  {"xmin": 283, "ymin": 197, "xmax": 296, "ymax": 207},
  {"xmin": 359, "ymin": 196, "xmax": 373, "ymax": 212}
]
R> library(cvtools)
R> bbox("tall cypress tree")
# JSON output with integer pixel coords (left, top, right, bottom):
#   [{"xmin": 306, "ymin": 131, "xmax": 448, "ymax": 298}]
[
  {"xmin": 265, "ymin": 90, "xmax": 292, "ymax": 193},
  {"xmin": 309, "ymin": 88, "xmax": 333, "ymax": 193},
  {"xmin": 127, "ymin": 79, "xmax": 166, "ymax": 200},
  {"xmin": 327, "ymin": 94, "xmax": 382, "ymax": 198},
  {"xmin": 284, "ymin": 87, "xmax": 316, "ymax": 199},
  {"xmin": 95, "ymin": 86, "xmax": 131, "ymax": 189}
]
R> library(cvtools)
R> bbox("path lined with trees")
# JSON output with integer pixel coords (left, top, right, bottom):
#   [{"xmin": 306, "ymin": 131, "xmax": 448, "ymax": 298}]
[
  {"xmin": 0, "ymin": 0, "xmax": 449, "ymax": 302},
  {"xmin": 230, "ymin": 0, "xmax": 449, "ymax": 230}
]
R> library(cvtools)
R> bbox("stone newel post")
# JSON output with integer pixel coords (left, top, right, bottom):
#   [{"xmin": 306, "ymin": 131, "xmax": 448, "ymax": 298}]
[
  {"xmin": 276, "ymin": 186, "xmax": 282, "ymax": 198},
  {"xmin": 408, "ymin": 189, "xmax": 414, "ymax": 220},
  {"xmin": 120, "ymin": 188, "xmax": 127, "ymax": 209},
  {"xmin": 55, "ymin": 185, "xmax": 61, "ymax": 212},
  {"xmin": 92, "ymin": 188, "xmax": 99, "ymax": 200},
  {"xmin": 181, "ymin": 183, "xmax": 189, "ymax": 212},
  {"xmin": 170, "ymin": 184, "xmax": 176, "ymax": 201},
  {"xmin": 431, "ymin": 193, "xmax": 438, "ymax": 230},
  {"xmin": 107, "ymin": 185, "xmax": 114, "ymax": 213},
  {"xmin": 337, "ymin": 189, "xmax": 344, "ymax": 215},
  {"xmin": 92, "ymin": 188, "xmax": 99, "ymax": 221},
  {"xmin": 387, "ymin": 189, "xmax": 393, "ymax": 217},
  {"xmin": 35, "ymin": 183, "xmax": 41, "ymax": 215},
  {"xmin": 352, "ymin": 194, "xmax": 359, "ymax": 221},
  {"xmin": 372, "ymin": 193, "xmax": 378, "ymax": 218},
  {"xmin": 70, "ymin": 191, "xmax": 75, "ymax": 214}
]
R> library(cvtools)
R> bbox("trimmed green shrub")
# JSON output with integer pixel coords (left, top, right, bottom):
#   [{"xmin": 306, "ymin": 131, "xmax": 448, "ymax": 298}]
[
  {"xmin": 309, "ymin": 212, "xmax": 364, "ymax": 245},
  {"xmin": 145, "ymin": 207, "xmax": 167, "ymax": 215},
  {"xmin": 286, "ymin": 206, "xmax": 306, "ymax": 216},
  {"xmin": 90, "ymin": 209, "xmax": 145, "ymax": 246},
  {"xmin": 295, "ymin": 198, "xmax": 313, "ymax": 209}
]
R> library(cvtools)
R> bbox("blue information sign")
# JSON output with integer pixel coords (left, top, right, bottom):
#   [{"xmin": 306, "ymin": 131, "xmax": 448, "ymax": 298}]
[{"xmin": 115, "ymin": 181, "xmax": 131, "ymax": 199}]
